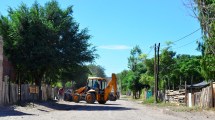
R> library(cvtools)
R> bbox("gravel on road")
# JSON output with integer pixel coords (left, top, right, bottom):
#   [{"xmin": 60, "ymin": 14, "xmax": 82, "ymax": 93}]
[{"xmin": 0, "ymin": 98, "xmax": 214, "ymax": 120}]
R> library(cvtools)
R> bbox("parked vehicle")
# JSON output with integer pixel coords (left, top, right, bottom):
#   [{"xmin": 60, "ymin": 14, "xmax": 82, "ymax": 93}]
[{"xmin": 64, "ymin": 89, "xmax": 73, "ymax": 101}]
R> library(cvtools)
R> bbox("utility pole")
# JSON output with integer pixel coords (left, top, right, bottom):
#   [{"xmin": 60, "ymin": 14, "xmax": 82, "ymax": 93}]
[
  {"xmin": 154, "ymin": 44, "xmax": 157, "ymax": 103},
  {"xmin": 154, "ymin": 43, "xmax": 160, "ymax": 103},
  {"xmin": 156, "ymin": 43, "xmax": 160, "ymax": 101}
]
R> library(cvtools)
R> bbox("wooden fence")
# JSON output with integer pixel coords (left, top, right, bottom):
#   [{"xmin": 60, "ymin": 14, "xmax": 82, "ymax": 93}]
[
  {"xmin": 192, "ymin": 82, "xmax": 215, "ymax": 108},
  {"xmin": 1, "ymin": 80, "xmax": 58, "ymax": 105}
]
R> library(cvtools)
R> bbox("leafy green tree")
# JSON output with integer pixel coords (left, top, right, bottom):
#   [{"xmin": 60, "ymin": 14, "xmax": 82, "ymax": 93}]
[
  {"xmin": 87, "ymin": 64, "xmax": 106, "ymax": 77},
  {"xmin": 0, "ymin": 1, "xmax": 96, "ymax": 100},
  {"xmin": 61, "ymin": 65, "xmax": 89, "ymax": 88},
  {"xmin": 159, "ymin": 48, "xmax": 176, "ymax": 90},
  {"xmin": 128, "ymin": 46, "xmax": 142, "ymax": 71},
  {"xmin": 144, "ymin": 58, "xmax": 154, "ymax": 76},
  {"xmin": 118, "ymin": 70, "xmax": 129, "ymax": 94},
  {"xmin": 127, "ymin": 46, "xmax": 147, "ymax": 98},
  {"xmin": 139, "ymin": 74, "xmax": 154, "ymax": 90},
  {"xmin": 192, "ymin": 0, "xmax": 215, "ymax": 80},
  {"xmin": 176, "ymin": 55, "xmax": 203, "ymax": 85}
]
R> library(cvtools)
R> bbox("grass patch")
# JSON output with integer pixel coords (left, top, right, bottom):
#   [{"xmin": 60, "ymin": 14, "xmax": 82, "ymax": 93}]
[
  {"xmin": 156, "ymin": 102, "xmax": 177, "ymax": 107},
  {"xmin": 171, "ymin": 106, "xmax": 202, "ymax": 112},
  {"xmin": 143, "ymin": 96, "xmax": 156, "ymax": 104}
]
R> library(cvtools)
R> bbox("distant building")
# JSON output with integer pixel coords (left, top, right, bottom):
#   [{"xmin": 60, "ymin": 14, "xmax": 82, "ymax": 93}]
[
  {"xmin": 3, "ymin": 55, "xmax": 16, "ymax": 82},
  {"xmin": 0, "ymin": 36, "xmax": 3, "ymax": 105},
  {"xmin": 0, "ymin": 36, "xmax": 16, "ymax": 105}
]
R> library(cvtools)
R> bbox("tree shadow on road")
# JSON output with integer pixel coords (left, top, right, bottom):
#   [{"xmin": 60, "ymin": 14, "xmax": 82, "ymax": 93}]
[
  {"xmin": 70, "ymin": 104, "xmax": 137, "ymax": 111},
  {"xmin": 103, "ymin": 103, "xmax": 121, "ymax": 105},
  {"xmin": 0, "ymin": 106, "xmax": 34, "ymax": 117},
  {"xmin": 36, "ymin": 101, "xmax": 137, "ymax": 111}
]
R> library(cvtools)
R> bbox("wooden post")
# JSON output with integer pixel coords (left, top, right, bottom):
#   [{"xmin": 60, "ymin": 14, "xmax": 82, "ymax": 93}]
[
  {"xmin": 18, "ymin": 72, "xmax": 21, "ymax": 103},
  {"xmin": 213, "ymin": 82, "xmax": 215, "ymax": 108},
  {"xmin": 157, "ymin": 43, "xmax": 160, "ymax": 97},
  {"xmin": 211, "ymin": 81, "xmax": 214, "ymax": 107},
  {"xmin": 185, "ymin": 81, "xmax": 187, "ymax": 106},
  {"xmin": 191, "ymin": 75, "xmax": 193, "ymax": 94},
  {"xmin": 164, "ymin": 79, "xmax": 166, "ymax": 103},
  {"xmin": 154, "ymin": 44, "xmax": 157, "ymax": 103},
  {"xmin": 180, "ymin": 76, "xmax": 182, "ymax": 89}
]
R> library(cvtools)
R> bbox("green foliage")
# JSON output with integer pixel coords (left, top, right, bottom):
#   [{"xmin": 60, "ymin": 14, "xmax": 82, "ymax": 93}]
[
  {"xmin": 0, "ymin": 1, "xmax": 96, "ymax": 87},
  {"xmin": 140, "ymin": 74, "xmax": 154, "ymax": 88},
  {"xmin": 127, "ymin": 46, "xmax": 147, "ymax": 98},
  {"xmin": 128, "ymin": 45, "xmax": 142, "ymax": 71},
  {"xmin": 118, "ymin": 70, "xmax": 129, "ymax": 94},
  {"xmin": 174, "ymin": 55, "xmax": 203, "ymax": 86},
  {"xmin": 56, "ymin": 82, "xmax": 63, "ymax": 88},
  {"xmin": 201, "ymin": 54, "xmax": 215, "ymax": 79},
  {"xmin": 145, "ymin": 58, "xmax": 154, "ymax": 73},
  {"xmin": 61, "ymin": 65, "xmax": 89, "ymax": 88},
  {"xmin": 119, "ymin": 44, "xmax": 205, "ymax": 98},
  {"xmin": 65, "ymin": 81, "xmax": 72, "ymax": 88},
  {"xmin": 193, "ymin": 0, "xmax": 215, "ymax": 80},
  {"xmin": 87, "ymin": 64, "xmax": 106, "ymax": 77},
  {"xmin": 143, "ymin": 96, "xmax": 155, "ymax": 104}
]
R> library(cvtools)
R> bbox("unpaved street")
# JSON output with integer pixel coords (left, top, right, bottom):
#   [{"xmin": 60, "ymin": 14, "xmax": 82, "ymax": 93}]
[{"xmin": 0, "ymin": 98, "xmax": 214, "ymax": 120}]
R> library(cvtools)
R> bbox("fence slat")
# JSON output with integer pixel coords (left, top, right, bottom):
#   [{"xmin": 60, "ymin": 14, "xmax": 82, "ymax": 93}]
[
  {"xmin": 1, "ymin": 83, "xmax": 58, "ymax": 105},
  {"xmin": 193, "ymin": 85, "xmax": 214, "ymax": 108}
]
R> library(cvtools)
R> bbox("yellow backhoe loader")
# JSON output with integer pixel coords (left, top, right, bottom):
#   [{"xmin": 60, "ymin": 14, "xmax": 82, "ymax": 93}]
[{"xmin": 72, "ymin": 73, "xmax": 117, "ymax": 104}]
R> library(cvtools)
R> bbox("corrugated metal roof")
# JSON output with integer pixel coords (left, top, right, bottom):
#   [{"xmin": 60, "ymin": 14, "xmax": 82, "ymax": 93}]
[{"xmin": 187, "ymin": 81, "xmax": 210, "ymax": 88}]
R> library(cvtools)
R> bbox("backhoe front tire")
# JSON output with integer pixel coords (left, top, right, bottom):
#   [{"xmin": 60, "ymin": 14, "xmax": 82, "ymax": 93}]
[
  {"xmin": 85, "ymin": 93, "xmax": 96, "ymax": 104},
  {"xmin": 73, "ymin": 94, "xmax": 80, "ymax": 103}
]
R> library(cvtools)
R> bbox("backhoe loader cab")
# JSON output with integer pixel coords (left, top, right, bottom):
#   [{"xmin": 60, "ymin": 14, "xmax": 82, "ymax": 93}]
[
  {"xmin": 87, "ymin": 77, "xmax": 107, "ymax": 90},
  {"xmin": 72, "ymin": 73, "xmax": 117, "ymax": 104}
]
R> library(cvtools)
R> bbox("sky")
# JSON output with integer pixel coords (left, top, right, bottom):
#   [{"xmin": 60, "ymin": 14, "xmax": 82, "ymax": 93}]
[{"xmin": 0, "ymin": 0, "xmax": 202, "ymax": 76}]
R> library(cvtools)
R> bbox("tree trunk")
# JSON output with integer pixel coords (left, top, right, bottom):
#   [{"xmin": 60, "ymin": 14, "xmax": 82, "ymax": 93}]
[
  {"xmin": 18, "ymin": 72, "xmax": 21, "ymax": 102},
  {"xmin": 134, "ymin": 91, "xmax": 137, "ymax": 99},
  {"xmin": 138, "ymin": 90, "xmax": 141, "ymax": 98},
  {"xmin": 35, "ymin": 74, "xmax": 43, "ymax": 101},
  {"xmin": 38, "ymin": 80, "xmax": 42, "ymax": 101}
]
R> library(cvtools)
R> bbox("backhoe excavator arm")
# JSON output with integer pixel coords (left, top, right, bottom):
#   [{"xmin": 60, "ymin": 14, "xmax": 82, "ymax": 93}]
[
  {"xmin": 75, "ymin": 86, "xmax": 86, "ymax": 94},
  {"xmin": 104, "ymin": 73, "xmax": 117, "ymax": 101}
]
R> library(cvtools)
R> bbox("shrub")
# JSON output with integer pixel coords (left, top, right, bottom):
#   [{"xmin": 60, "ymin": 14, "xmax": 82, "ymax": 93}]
[
  {"xmin": 143, "ymin": 96, "xmax": 155, "ymax": 104},
  {"xmin": 65, "ymin": 81, "xmax": 72, "ymax": 88}
]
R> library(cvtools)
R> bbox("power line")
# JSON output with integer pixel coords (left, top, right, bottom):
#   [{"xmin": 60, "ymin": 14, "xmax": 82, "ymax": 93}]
[
  {"xmin": 146, "ymin": 46, "xmax": 153, "ymax": 56},
  {"xmin": 172, "ymin": 28, "xmax": 201, "ymax": 43},
  {"xmin": 172, "ymin": 37, "xmax": 202, "ymax": 50},
  {"xmin": 147, "ymin": 28, "xmax": 201, "ymax": 55},
  {"xmin": 159, "ymin": 28, "xmax": 201, "ymax": 49}
]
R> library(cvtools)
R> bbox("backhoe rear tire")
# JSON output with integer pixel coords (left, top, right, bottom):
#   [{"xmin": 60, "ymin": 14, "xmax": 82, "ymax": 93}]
[
  {"xmin": 98, "ymin": 100, "xmax": 106, "ymax": 104},
  {"xmin": 73, "ymin": 94, "xmax": 80, "ymax": 103},
  {"xmin": 85, "ymin": 93, "xmax": 96, "ymax": 104}
]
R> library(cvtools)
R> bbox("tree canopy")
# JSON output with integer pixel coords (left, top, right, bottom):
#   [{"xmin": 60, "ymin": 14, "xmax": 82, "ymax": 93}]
[
  {"xmin": 192, "ymin": 0, "xmax": 215, "ymax": 80},
  {"xmin": 0, "ymin": 1, "xmax": 97, "ymax": 98},
  {"xmin": 87, "ymin": 64, "xmax": 106, "ymax": 78},
  {"xmin": 118, "ymin": 45, "xmax": 205, "ymax": 98}
]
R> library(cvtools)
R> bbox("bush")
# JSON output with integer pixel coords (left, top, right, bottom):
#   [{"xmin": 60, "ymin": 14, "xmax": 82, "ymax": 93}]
[
  {"xmin": 143, "ymin": 96, "xmax": 155, "ymax": 104},
  {"xmin": 65, "ymin": 81, "xmax": 72, "ymax": 88},
  {"xmin": 56, "ymin": 82, "xmax": 63, "ymax": 88}
]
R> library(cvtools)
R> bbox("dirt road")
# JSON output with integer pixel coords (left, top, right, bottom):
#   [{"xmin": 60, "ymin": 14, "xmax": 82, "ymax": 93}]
[{"xmin": 0, "ymin": 98, "xmax": 214, "ymax": 120}]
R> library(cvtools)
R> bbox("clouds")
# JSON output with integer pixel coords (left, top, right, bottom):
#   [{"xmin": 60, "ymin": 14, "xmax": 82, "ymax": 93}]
[{"xmin": 98, "ymin": 45, "xmax": 131, "ymax": 50}]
